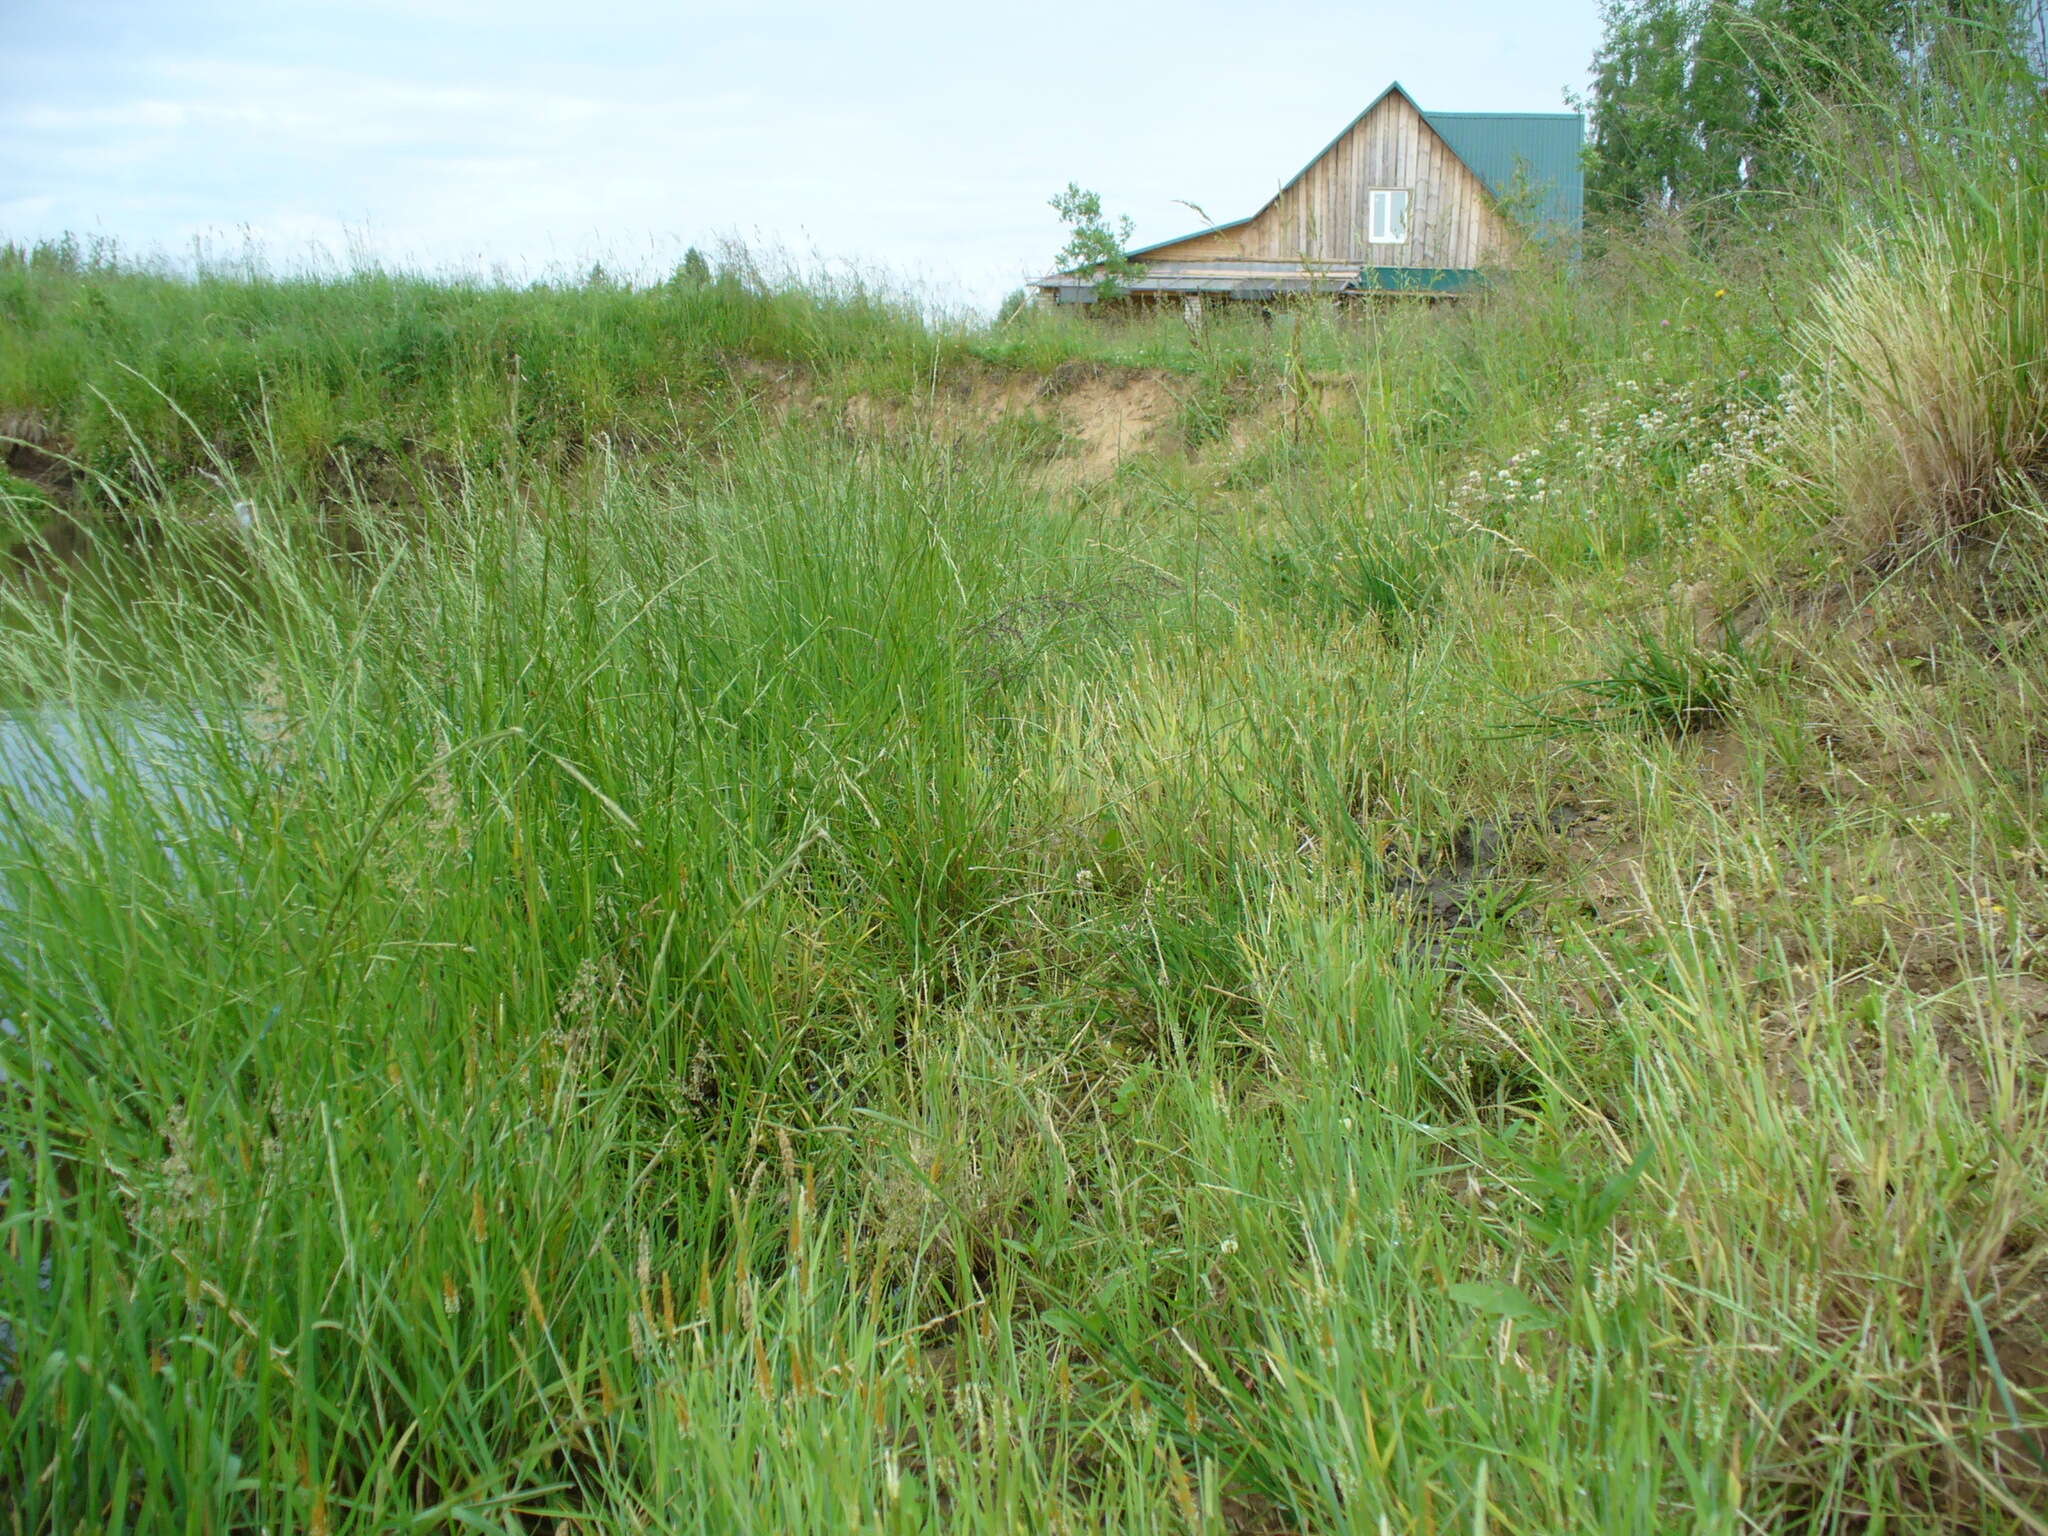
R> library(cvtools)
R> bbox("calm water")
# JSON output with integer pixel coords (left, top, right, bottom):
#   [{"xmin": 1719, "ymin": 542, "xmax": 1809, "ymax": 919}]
[
  {"xmin": 0, "ymin": 703, "xmax": 215, "ymax": 1072},
  {"xmin": 0, "ymin": 706, "xmax": 215, "ymax": 1376},
  {"xmin": 0, "ymin": 705, "xmax": 201, "ymax": 813}
]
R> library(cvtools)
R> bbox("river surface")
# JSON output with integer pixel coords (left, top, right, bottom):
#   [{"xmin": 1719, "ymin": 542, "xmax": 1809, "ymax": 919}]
[
  {"xmin": 0, "ymin": 706, "xmax": 210, "ymax": 1379},
  {"xmin": 0, "ymin": 704, "xmax": 216, "ymax": 1076},
  {"xmin": 0, "ymin": 705, "xmax": 202, "ymax": 814}
]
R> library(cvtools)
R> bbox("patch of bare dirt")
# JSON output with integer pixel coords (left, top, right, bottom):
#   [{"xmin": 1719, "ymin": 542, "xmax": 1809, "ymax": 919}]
[
  {"xmin": 0, "ymin": 410, "xmax": 77, "ymax": 504},
  {"xmin": 0, "ymin": 410, "xmax": 112, "ymax": 580},
  {"xmin": 1049, "ymin": 368, "xmax": 1176, "ymax": 482},
  {"xmin": 727, "ymin": 357, "xmax": 1181, "ymax": 485},
  {"xmin": 1723, "ymin": 541, "xmax": 2048, "ymax": 686},
  {"xmin": 726, "ymin": 357, "xmax": 833, "ymax": 427}
]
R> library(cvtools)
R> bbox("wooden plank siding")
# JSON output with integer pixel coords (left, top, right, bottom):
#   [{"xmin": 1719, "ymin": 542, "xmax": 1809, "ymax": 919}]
[{"xmin": 1137, "ymin": 92, "xmax": 1508, "ymax": 271}]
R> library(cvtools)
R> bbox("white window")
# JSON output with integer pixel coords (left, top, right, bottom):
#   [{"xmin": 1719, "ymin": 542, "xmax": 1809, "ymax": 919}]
[{"xmin": 1369, "ymin": 189, "xmax": 1411, "ymax": 244}]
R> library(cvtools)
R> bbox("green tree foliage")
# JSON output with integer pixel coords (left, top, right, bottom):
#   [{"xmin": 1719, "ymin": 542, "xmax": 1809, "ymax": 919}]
[
  {"xmin": 673, "ymin": 246, "xmax": 713, "ymax": 288},
  {"xmin": 1584, "ymin": 0, "xmax": 1934, "ymax": 212},
  {"xmin": 1049, "ymin": 183, "xmax": 1137, "ymax": 299}
]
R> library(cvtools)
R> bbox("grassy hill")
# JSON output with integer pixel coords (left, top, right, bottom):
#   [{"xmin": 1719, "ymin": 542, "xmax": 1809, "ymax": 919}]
[{"xmin": 1, "ymin": 40, "xmax": 2046, "ymax": 1536}]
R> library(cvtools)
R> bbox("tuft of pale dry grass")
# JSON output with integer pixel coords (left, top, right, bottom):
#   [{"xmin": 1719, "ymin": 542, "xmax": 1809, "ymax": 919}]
[
  {"xmin": 1793, "ymin": 27, "xmax": 2048, "ymax": 560},
  {"xmin": 1800, "ymin": 220, "xmax": 2047, "ymax": 551}
]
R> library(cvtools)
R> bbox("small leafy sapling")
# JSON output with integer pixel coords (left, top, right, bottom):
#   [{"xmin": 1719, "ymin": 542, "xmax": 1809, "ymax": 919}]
[
  {"xmin": 1050, "ymin": 183, "xmax": 1137, "ymax": 300},
  {"xmin": 673, "ymin": 247, "xmax": 713, "ymax": 288}
]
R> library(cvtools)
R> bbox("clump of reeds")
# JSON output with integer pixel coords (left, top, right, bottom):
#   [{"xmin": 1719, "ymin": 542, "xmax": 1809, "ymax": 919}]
[{"xmin": 1794, "ymin": 10, "xmax": 2048, "ymax": 554}]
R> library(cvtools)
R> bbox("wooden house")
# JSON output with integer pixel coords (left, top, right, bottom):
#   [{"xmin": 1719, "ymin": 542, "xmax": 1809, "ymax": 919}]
[{"xmin": 1034, "ymin": 83, "xmax": 1582, "ymax": 307}]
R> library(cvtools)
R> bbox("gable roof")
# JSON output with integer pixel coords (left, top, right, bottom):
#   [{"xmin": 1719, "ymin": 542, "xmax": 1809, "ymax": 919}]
[{"xmin": 1123, "ymin": 81, "xmax": 1582, "ymax": 260}]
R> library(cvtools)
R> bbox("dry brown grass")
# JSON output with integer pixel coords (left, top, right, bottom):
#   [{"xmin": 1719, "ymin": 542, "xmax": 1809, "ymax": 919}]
[{"xmin": 1800, "ymin": 224, "xmax": 2042, "ymax": 552}]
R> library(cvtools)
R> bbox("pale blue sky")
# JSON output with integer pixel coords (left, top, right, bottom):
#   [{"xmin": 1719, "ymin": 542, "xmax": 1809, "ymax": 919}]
[{"xmin": 3, "ymin": 0, "xmax": 1603, "ymax": 306}]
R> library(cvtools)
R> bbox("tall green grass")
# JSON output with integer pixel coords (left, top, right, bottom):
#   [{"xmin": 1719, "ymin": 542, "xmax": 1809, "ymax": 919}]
[
  {"xmin": 3, "ymin": 20, "xmax": 2048, "ymax": 1530},
  {"xmin": 0, "ymin": 240, "xmax": 943, "ymax": 497}
]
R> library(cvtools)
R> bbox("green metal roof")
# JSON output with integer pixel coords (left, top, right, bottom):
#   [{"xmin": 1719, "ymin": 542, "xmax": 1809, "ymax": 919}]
[{"xmin": 1421, "ymin": 109, "xmax": 1584, "ymax": 236}]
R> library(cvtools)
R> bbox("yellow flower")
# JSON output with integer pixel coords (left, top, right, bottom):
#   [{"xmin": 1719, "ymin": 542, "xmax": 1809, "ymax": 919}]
[{"xmin": 1713, "ymin": 288, "xmax": 1728, "ymax": 298}]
